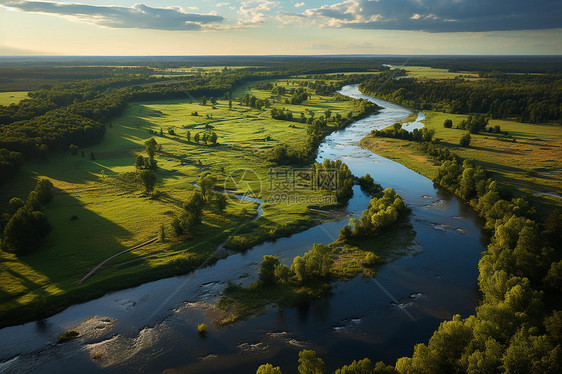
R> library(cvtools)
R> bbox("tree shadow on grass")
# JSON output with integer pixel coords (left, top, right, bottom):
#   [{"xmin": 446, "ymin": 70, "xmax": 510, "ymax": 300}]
[
  {"xmin": 15, "ymin": 189, "xmax": 146, "ymax": 289},
  {"xmin": 0, "ymin": 190, "xmax": 156, "ymax": 325}
]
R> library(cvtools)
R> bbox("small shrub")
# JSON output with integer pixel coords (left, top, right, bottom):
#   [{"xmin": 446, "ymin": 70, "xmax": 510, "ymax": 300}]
[
  {"xmin": 459, "ymin": 133, "xmax": 471, "ymax": 147},
  {"xmin": 197, "ymin": 323, "xmax": 208, "ymax": 336}
]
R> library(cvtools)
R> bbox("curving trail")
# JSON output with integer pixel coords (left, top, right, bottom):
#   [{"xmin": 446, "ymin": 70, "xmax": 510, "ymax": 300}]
[{"xmin": 79, "ymin": 237, "xmax": 158, "ymax": 284}]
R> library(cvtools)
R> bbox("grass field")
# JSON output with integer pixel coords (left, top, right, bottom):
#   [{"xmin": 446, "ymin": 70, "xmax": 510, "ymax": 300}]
[
  {"xmin": 0, "ymin": 78, "xmax": 359, "ymax": 326},
  {"xmin": 361, "ymin": 111, "xmax": 562, "ymax": 212},
  {"xmin": 399, "ymin": 66, "xmax": 479, "ymax": 80},
  {"xmin": 0, "ymin": 91, "xmax": 28, "ymax": 105}
]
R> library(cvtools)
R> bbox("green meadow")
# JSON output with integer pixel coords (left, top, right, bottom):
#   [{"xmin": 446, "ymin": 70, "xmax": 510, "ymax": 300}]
[
  {"xmin": 0, "ymin": 78, "xmax": 358, "ymax": 325},
  {"xmin": 361, "ymin": 111, "xmax": 562, "ymax": 211},
  {"xmin": 0, "ymin": 91, "xmax": 28, "ymax": 105},
  {"xmin": 402, "ymin": 66, "xmax": 479, "ymax": 80}
]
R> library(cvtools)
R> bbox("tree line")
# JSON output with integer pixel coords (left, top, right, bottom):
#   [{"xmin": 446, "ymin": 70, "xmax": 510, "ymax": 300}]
[
  {"xmin": 361, "ymin": 127, "xmax": 562, "ymax": 372},
  {"xmin": 1, "ymin": 179, "xmax": 54, "ymax": 255},
  {"xmin": 360, "ymin": 71, "xmax": 562, "ymax": 123},
  {"xmin": 267, "ymin": 98, "xmax": 380, "ymax": 165},
  {"xmin": 256, "ymin": 349, "xmax": 395, "ymax": 374},
  {"xmin": 392, "ymin": 157, "xmax": 561, "ymax": 373}
]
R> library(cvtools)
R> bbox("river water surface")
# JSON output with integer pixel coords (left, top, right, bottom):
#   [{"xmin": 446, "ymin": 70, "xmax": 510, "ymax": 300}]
[{"xmin": 0, "ymin": 85, "xmax": 485, "ymax": 373}]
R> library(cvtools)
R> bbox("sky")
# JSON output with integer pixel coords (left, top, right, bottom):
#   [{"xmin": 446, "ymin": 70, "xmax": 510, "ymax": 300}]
[{"xmin": 0, "ymin": 0, "xmax": 560, "ymax": 55}]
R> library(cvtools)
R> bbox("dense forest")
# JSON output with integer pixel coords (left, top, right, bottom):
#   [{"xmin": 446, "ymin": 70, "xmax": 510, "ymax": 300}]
[
  {"xmin": 360, "ymin": 71, "xmax": 562, "ymax": 123},
  {"xmin": 3, "ymin": 56, "xmax": 560, "ymax": 74}
]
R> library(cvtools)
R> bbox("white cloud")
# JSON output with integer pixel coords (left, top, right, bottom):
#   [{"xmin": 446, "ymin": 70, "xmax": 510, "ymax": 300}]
[
  {"xmin": 238, "ymin": 0, "xmax": 279, "ymax": 25},
  {"xmin": 294, "ymin": 2, "xmax": 305, "ymax": 7},
  {"xmin": 293, "ymin": 0, "xmax": 562, "ymax": 32},
  {"xmin": 275, "ymin": 11, "xmax": 307, "ymax": 26},
  {"xmin": 0, "ymin": 1, "xmax": 225, "ymax": 30}
]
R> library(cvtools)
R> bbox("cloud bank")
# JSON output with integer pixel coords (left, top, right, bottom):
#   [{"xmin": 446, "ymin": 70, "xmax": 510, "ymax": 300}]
[
  {"xmin": 2, "ymin": 0, "xmax": 560, "ymax": 33},
  {"xmin": 0, "ymin": 1, "xmax": 225, "ymax": 30},
  {"xmin": 299, "ymin": 0, "xmax": 562, "ymax": 32}
]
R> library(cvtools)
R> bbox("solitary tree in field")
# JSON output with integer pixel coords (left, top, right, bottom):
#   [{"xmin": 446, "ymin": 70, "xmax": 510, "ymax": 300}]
[
  {"xmin": 194, "ymin": 133, "xmax": 200, "ymax": 143},
  {"xmin": 138, "ymin": 170, "xmax": 157, "ymax": 193},
  {"xmin": 214, "ymin": 193, "xmax": 227, "ymax": 213},
  {"xmin": 183, "ymin": 192, "xmax": 205, "ymax": 219},
  {"xmin": 460, "ymin": 133, "xmax": 471, "ymax": 147},
  {"xmin": 199, "ymin": 173, "xmax": 217, "ymax": 201},
  {"xmin": 201, "ymin": 96, "xmax": 207, "ymax": 106},
  {"xmin": 186, "ymin": 130, "xmax": 191, "ymax": 142},
  {"xmin": 210, "ymin": 97, "xmax": 217, "ymax": 105},
  {"xmin": 145, "ymin": 138, "xmax": 158, "ymax": 159},
  {"xmin": 444, "ymin": 119, "xmax": 453, "ymax": 128}
]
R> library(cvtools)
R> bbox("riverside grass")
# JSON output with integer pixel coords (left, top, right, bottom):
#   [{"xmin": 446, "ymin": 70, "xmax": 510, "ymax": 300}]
[
  {"xmin": 0, "ymin": 77, "xmax": 360, "ymax": 327},
  {"xmin": 361, "ymin": 110, "xmax": 562, "ymax": 212}
]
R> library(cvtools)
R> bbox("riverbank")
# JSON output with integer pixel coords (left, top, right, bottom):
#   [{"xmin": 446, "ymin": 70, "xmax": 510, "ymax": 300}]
[
  {"xmin": 0, "ymin": 85, "xmax": 486, "ymax": 373},
  {"xmin": 360, "ymin": 109, "xmax": 562, "ymax": 216}
]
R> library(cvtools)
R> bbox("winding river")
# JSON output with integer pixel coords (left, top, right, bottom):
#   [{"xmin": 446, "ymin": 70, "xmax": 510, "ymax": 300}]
[{"xmin": 0, "ymin": 85, "xmax": 486, "ymax": 374}]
